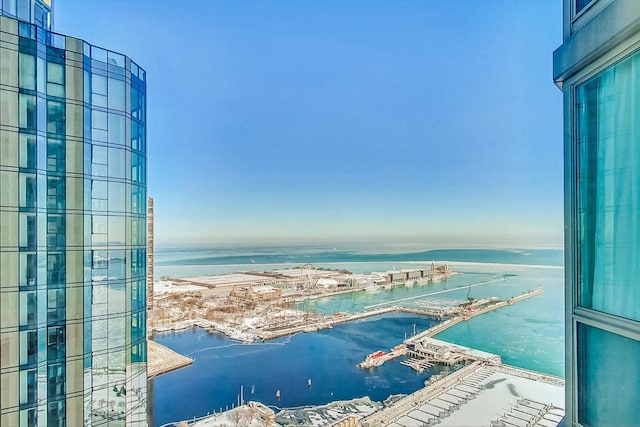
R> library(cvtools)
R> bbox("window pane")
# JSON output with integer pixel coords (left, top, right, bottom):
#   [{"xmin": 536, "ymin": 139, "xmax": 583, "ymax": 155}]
[
  {"xmin": 577, "ymin": 323, "xmax": 640, "ymax": 426},
  {"xmin": 107, "ymin": 77, "xmax": 125, "ymax": 111},
  {"xmin": 46, "ymin": 101, "xmax": 65, "ymax": 134},
  {"xmin": 17, "ymin": 0, "xmax": 29, "ymax": 21},
  {"xmin": 19, "ymin": 94, "xmax": 36, "ymax": 129},
  {"xmin": 19, "ymin": 53, "xmax": 35, "ymax": 90},
  {"xmin": 576, "ymin": 0, "xmax": 595, "ymax": 14},
  {"xmin": 46, "ymin": 62, "xmax": 64, "ymax": 98},
  {"xmin": 91, "ymin": 74, "xmax": 107, "ymax": 107},
  {"xmin": 3, "ymin": 0, "xmax": 17, "ymax": 15},
  {"xmin": 576, "ymin": 50, "xmax": 640, "ymax": 321},
  {"xmin": 19, "ymin": 134, "xmax": 36, "ymax": 169},
  {"xmin": 108, "ymin": 113, "xmax": 125, "ymax": 145}
]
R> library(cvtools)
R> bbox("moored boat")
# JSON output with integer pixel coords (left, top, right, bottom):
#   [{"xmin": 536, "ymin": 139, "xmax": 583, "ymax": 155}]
[{"xmin": 358, "ymin": 350, "xmax": 387, "ymax": 369}]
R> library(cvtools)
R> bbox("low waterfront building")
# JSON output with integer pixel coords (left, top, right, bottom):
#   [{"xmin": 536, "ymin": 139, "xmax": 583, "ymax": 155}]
[{"xmin": 230, "ymin": 285, "xmax": 282, "ymax": 302}]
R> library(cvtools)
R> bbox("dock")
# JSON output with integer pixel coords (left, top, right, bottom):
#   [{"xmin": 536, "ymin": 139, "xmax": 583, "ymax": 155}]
[
  {"xmin": 356, "ymin": 288, "xmax": 543, "ymax": 370},
  {"xmin": 405, "ymin": 287, "xmax": 542, "ymax": 345},
  {"xmin": 147, "ymin": 340, "xmax": 193, "ymax": 378}
]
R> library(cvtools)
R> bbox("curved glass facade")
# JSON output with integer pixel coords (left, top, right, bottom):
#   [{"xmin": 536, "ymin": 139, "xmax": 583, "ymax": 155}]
[
  {"xmin": 0, "ymin": 10, "xmax": 147, "ymax": 427},
  {"xmin": 0, "ymin": 0, "xmax": 51, "ymax": 31}
]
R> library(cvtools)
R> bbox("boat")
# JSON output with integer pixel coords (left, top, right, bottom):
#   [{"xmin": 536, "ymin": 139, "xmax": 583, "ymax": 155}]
[
  {"xmin": 307, "ymin": 378, "xmax": 312, "ymax": 387},
  {"xmin": 358, "ymin": 350, "xmax": 387, "ymax": 369}
]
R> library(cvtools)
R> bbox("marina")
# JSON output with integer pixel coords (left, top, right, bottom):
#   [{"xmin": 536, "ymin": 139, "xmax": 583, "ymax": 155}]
[{"xmin": 149, "ymin": 250, "xmax": 565, "ymax": 426}]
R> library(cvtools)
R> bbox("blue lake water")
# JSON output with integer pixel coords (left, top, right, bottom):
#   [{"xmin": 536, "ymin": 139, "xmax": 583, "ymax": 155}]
[
  {"xmin": 150, "ymin": 246, "xmax": 564, "ymax": 426},
  {"xmin": 151, "ymin": 313, "xmax": 448, "ymax": 426}
]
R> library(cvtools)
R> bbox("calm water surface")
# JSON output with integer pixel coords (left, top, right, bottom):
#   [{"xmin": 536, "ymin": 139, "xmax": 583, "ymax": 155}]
[
  {"xmin": 151, "ymin": 313, "xmax": 448, "ymax": 426},
  {"xmin": 150, "ymin": 247, "xmax": 564, "ymax": 426}
]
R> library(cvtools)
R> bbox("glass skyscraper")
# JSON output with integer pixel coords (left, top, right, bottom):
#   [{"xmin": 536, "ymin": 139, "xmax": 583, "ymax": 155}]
[
  {"xmin": 0, "ymin": 1, "xmax": 147, "ymax": 425},
  {"xmin": 554, "ymin": 0, "xmax": 640, "ymax": 426}
]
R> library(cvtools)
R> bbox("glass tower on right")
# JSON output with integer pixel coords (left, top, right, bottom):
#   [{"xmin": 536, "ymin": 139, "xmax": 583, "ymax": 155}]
[{"xmin": 554, "ymin": 1, "xmax": 640, "ymax": 426}]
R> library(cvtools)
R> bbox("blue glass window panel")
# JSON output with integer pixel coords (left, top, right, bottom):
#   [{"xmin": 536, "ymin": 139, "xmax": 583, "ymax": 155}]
[
  {"xmin": 47, "ymin": 364, "xmax": 65, "ymax": 398},
  {"xmin": 19, "ymin": 94, "xmax": 36, "ymax": 129},
  {"xmin": 107, "ymin": 77, "xmax": 125, "ymax": 111},
  {"xmin": 19, "ymin": 291, "xmax": 37, "ymax": 326},
  {"xmin": 19, "ymin": 369, "xmax": 37, "ymax": 404},
  {"xmin": 576, "ymin": 49, "xmax": 640, "ymax": 322},
  {"xmin": 83, "ymin": 70, "xmax": 91, "ymax": 103},
  {"xmin": 50, "ymin": 33, "xmax": 64, "ymax": 50},
  {"xmin": 91, "ymin": 145, "xmax": 107, "ymax": 165},
  {"xmin": 36, "ymin": 57, "xmax": 45, "ymax": 92},
  {"xmin": 19, "ymin": 212, "xmax": 36, "ymax": 249},
  {"xmin": 91, "ymin": 110, "xmax": 108, "ymax": 142},
  {"xmin": 46, "ymin": 62, "xmax": 64, "ymax": 98},
  {"xmin": 46, "ymin": 176, "xmax": 64, "ymax": 210},
  {"xmin": 577, "ymin": 323, "xmax": 640, "ymax": 426},
  {"xmin": 131, "ymin": 120, "xmax": 140, "ymax": 151},
  {"xmin": 36, "ymin": 246, "xmax": 46, "ymax": 284},
  {"xmin": 46, "ymin": 214, "xmax": 64, "ymax": 248},
  {"xmin": 19, "ymin": 53, "xmax": 35, "ymax": 90},
  {"xmin": 576, "ymin": 0, "xmax": 595, "ymax": 14},
  {"xmin": 91, "ymin": 180, "xmax": 107, "ymax": 211},
  {"xmin": 91, "ymin": 145, "xmax": 108, "ymax": 177},
  {"xmin": 19, "ymin": 172, "xmax": 36, "ymax": 208},
  {"xmin": 34, "ymin": 3, "xmax": 45, "ymax": 30},
  {"xmin": 47, "ymin": 288, "xmax": 65, "ymax": 322},
  {"xmin": 131, "ymin": 185, "xmax": 143, "ymax": 214},
  {"xmin": 107, "ymin": 51, "xmax": 125, "ymax": 68},
  {"xmin": 91, "ymin": 179, "xmax": 107, "ymax": 199},
  {"xmin": 131, "ymin": 86, "xmax": 140, "ymax": 119},
  {"xmin": 19, "ymin": 134, "xmax": 37, "ymax": 169},
  {"xmin": 47, "ymin": 401, "xmax": 64, "ymax": 426},
  {"xmin": 91, "ymin": 74, "xmax": 107, "ymax": 107},
  {"xmin": 2, "ymin": 0, "xmax": 16, "ymax": 15},
  {"xmin": 18, "ymin": 21, "xmax": 34, "ymax": 38},
  {"xmin": 108, "ymin": 181, "xmax": 125, "ymax": 212},
  {"xmin": 91, "ymin": 46, "xmax": 107, "ymax": 63},
  {"xmin": 83, "ymin": 108, "xmax": 92, "ymax": 143},
  {"xmin": 46, "ymin": 100, "xmax": 65, "ymax": 134},
  {"xmin": 131, "ymin": 153, "xmax": 142, "ymax": 183},
  {"xmin": 109, "ymin": 316, "xmax": 126, "ymax": 351},
  {"xmin": 108, "ymin": 215, "xmax": 125, "ymax": 245},
  {"xmin": 19, "ymin": 253, "xmax": 36, "ymax": 286},
  {"xmin": 47, "ymin": 252, "xmax": 65, "ymax": 285},
  {"xmin": 47, "ymin": 325, "xmax": 65, "ymax": 361},
  {"xmin": 108, "ymin": 147, "xmax": 125, "ymax": 178},
  {"xmin": 91, "ymin": 110, "xmax": 107, "ymax": 130},
  {"xmin": 46, "ymin": 138, "xmax": 65, "ymax": 173},
  {"xmin": 20, "ymin": 330, "xmax": 37, "ymax": 365},
  {"xmin": 91, "ymin": 215, "xmax": 106, "ymax": 235},
  {"xmin": 108, "ymin": 113, "xmax": 125, "ymax": 145},
  {"xmin": 21, "ymin": 409, "xmax": 37, "ymax": 427},
  {"xmin": 16, "ymin": 0, "xmax": 29, "ymax": 21}
]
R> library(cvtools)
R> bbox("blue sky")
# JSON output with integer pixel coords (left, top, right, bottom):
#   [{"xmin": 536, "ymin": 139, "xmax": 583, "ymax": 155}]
[{"xmin": 57, "ymin": 1, "xmax": 563, "ymax": 247}]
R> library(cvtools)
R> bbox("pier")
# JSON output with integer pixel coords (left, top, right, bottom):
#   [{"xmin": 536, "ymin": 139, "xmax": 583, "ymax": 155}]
[
  {"xmin": 355, "ymin": 287, "xmax": 542, "ymax": 370},
  {"xmin": 405, "ymin": 287, "xmax": 542, "ymax": 345},
  {"xmin": 147, "ymin": 340, "xmax": 193, "ymax": 378}
]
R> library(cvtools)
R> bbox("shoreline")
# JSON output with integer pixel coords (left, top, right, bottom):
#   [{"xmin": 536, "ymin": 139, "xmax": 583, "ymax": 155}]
[
  {"xmin": 148, "ymin": 287, "xmax": 542, "ymax": 378},
  {"xmin": 147, "ymin": 340, "xmax": 193, "ymax": 378}
]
